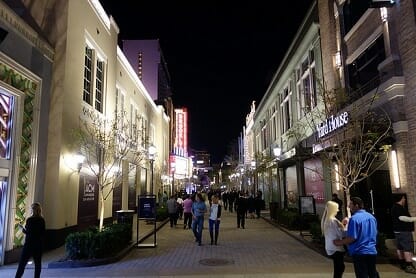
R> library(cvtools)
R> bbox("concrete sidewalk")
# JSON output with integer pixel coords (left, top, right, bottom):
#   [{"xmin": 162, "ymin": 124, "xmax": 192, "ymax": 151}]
[{"xmin": 0, "ymin": 209, "xmax": 412, "ymax": 277}]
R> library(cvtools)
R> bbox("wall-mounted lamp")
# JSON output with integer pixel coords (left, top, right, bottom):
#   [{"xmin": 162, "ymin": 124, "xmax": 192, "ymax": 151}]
[
  {"xmin": 74, "ymin": 153, "xmax": 85, "ymax": 173},
  {"xmin": 273, "ymin": 147, "xmax": 282, "ymax": 158},
  {"xmin": 391, "ymin": 150, "xmax": 400, "ymax": 188},
  {"xmin": 334, "ymin": 51, "xmax": 342, "ymax": 68},
  {"xmin": 380, "ymin": 7, "xmax": 388, "ymax": 22},
  {"xmin": 334, "ymin": 163, "xmax": 340, "ymax": 191}
]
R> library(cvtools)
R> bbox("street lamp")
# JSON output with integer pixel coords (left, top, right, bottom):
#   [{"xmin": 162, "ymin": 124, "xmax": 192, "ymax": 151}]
[
  {"xmin": 170, "ymin": 161, "xmax": 176, "ymax": 194},
  {"xmin": 273, "ymin": 147, "xmax": 286, "ymax": 208},
  {"xmin": 250, "ymin": 160, "xmax": 256, "ymax": 193},
  {"xmin": 148, "ymin": 144, "xmax": 156, "ymax": 194}
]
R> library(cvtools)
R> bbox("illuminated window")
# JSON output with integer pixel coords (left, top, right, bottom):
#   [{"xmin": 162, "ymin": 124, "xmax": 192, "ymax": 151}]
[
  {"xmin": 83, "ymin": 45, "xmax": 106, "ymax": 113},
  {"xmin": 296, "ymin": 49, "xmax": 317, "ymax": 118},
  {"xmin": 280, "ymin": 86, "xmax": 292, "ymax": 133}
]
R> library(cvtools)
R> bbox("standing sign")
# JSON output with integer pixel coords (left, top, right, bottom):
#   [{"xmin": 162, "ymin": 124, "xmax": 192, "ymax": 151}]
[
  {"xmin": 299, "ymin": 196, "xmax": 316, "ymax": 215},
  {"xmin": 299, "ymin": 196, "xmax": 316, "ymax": 237},
  {"xmin": 136, "ymin": 195, "xmax": 157, "ymax": 248},
  {"xmin": 138, "ymin": 195, "xmax": 156, "ymax": 219}
]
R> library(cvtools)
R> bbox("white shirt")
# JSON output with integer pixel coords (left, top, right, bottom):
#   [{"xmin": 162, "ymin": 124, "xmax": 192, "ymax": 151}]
[
  {"xmin": 324, "ymin": 218, "xmax": 345, "ymax": 255},
  {"xmin": 209, "ymin": 204, "xmax": 219, "ymax": 220}
]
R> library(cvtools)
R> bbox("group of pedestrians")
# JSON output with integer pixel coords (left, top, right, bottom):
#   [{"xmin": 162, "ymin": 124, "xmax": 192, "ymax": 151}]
[
  {"xmin": 174, "ymin": 189, "xmax": 264, "ymax": 246},
  {"xmin": 222, "ymin": 190, "xmax": 263, "ymax": 218},
  {"xmin": 322, "ymin": 194, "xmax": 416, "ymax": 278}
]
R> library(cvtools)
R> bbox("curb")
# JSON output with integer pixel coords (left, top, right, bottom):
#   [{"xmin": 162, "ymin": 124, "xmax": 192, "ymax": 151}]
[{"xmin": 48, "ymin": 219, "xmax": 169, "ymax": 268}]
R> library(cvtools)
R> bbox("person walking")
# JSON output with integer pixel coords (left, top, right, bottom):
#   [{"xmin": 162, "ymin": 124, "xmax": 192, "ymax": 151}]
[
  {"xmin": 208, "ymin": 195, "xmax": 222, "ymax": 245},
  {"xmin": 334, "ymin": 197, "xmax": 379, "ymax": 278},
  {"xmin": 236, "ymin": 191, "xmax": 248, "ymax": 229},
  {"xmin": 15, "ymin": 202, "xmax": 46, "ymax": 278},
  {"xmin": 191, "ymin": 193, "xmax": 207, "ymax": 246},
  {"xmin": 176, "ymin": 195, "xmax": 184, "ymax": 220},
  {"xmin": 254, "ymin": 190, "xmax": 262, "ymax": 218},
  {"xmin": 183, "ymin": 194, "xmax": 193, "ymax": 229},
  {"xmin": 321, "ymin": 201, "xmax": 346, "ymax": 278},
  {"xmin": 391, "ymin": 194, "xmax": 416, "ymax": 274},
  {"xmin": 166, "ymin": 195, "xmax": 178, "ymax": 228}
]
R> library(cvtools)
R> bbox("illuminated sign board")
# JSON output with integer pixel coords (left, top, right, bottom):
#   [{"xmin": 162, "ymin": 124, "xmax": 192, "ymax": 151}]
[
  {"xmin": 316, "ymin": 112, "xmax": 349, "ymax": 139},
  {"xmin": 174, "ymin": 108, "xmax": 188, "ymax": 156}
]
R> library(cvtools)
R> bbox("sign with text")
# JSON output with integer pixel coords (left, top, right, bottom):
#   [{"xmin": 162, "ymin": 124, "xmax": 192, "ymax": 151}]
[
  {"xmin": 299, "ymin": 196, "xmax": 316, "ymax": 215},
  {"xmin": 77, "ymin": 175, "xmax": 99, "ymax": 229},
  {"xmin": 316, "ymin": 112, "xmax": 349, "ymax": 139},
  {"xmin": 138, "ymin": 195, "xmax": 156, "ymax": 220}
]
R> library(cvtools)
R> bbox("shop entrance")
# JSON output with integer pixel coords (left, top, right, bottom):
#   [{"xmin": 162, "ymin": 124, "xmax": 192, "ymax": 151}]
[
  {"xmin": 349, "ymin": 170, "xmax": 393, "ymax": 237},
  {"xmin": 0, "ymin": 178, "xmax": 8, "ymax": 265}
]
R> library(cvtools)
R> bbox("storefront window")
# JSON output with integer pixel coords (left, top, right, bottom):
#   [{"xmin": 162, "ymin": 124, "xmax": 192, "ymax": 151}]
[{"xmin": 0, "ymin": 92, "xmax": 13, "ymax": 159}]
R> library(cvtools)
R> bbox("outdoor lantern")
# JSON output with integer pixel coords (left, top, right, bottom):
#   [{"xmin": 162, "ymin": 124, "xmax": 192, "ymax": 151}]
[
  {"xmin": 148, "ymin": 144, "xmax": 156, "ymax": 161},
  {"xmin": 273, "ymin": 147, "xmax": 281, "ymax": 158},
  {"xmin": 73, "ymin": 152, "xmax": 85, "ymax": 173}
]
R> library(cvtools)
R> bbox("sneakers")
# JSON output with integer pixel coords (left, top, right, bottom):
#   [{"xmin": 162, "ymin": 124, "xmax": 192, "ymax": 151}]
[{"xmin": 405, "ymin": 265, "xmax": 416, "ymax": 274}]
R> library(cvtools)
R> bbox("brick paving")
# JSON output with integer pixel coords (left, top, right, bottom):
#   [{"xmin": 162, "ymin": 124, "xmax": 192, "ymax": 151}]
[{"xmin": 0, "ymin": 209, "xmax": 412, "ymax": 277}]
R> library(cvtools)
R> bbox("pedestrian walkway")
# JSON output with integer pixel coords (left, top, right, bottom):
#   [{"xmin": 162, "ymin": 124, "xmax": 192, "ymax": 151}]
[{"xmin": 0, "ymin": 209, "xmax": 412, "ymax": 277}]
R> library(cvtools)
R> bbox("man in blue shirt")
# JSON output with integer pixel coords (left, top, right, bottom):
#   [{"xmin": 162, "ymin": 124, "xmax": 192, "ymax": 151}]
[{"xmin": 334, "ymin": 197, "xmax": 379, "ymax": 278}]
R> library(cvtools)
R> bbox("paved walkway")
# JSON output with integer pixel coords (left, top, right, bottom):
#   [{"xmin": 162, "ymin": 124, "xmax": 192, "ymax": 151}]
[{"xmin": 0, "ymin": 209, "xmax": 412, "ymax": 277}]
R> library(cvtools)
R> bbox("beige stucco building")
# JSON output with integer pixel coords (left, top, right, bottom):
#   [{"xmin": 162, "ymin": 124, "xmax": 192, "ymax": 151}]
[{"xmin": 1, "ymin": 0, "xmax": 169, "ymax": 264}]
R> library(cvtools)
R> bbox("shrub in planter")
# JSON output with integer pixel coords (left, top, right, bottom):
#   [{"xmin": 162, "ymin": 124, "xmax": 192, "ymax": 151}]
[
  {"xmin": 309, "ymin": 221, "xmax": 324, "ymax": 243},
  {"xmin": 156, "ymin": 206, "xmax": 168, "ymax": 221},
  {"xmin": 277, "ymin": 209, "xmax": 299, "ymax": 228},
  {"xmin": 65, "ymin": 223, "xmax": 131, "ymax": 260}
]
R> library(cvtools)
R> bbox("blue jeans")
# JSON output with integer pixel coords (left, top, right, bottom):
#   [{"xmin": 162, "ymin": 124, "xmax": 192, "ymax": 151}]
[
  {"xmin": 192, "ymin": 216, "xmax": 204, "ymax": 244},
  {"xmin": 208, "ymin": 219, "xmax": 220, "ymax": 233},
  {"xmin": 352, "ymin": 254, "xmax": 379, "ymax": 278}
]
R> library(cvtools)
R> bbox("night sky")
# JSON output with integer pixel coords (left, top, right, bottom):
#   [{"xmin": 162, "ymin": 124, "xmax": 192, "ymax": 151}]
[{"xmin": 99, "ymin": 1, "xmax": 314, "ymax": 163}]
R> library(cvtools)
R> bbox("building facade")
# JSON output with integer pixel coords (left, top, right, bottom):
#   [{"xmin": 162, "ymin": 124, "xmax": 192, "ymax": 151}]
[
  {"xmin": 252, "ymin": 2, "xmax": 324, "ymax": 213},
  {"xmin": 2, "ymin": 0, "xmax": 170, "ymax": 264},
  {"xmin": 0, "ymin": 0, "xmax": 54, "ymax": 265},
  {"xmin": 251, "ymin": 0, "xmax": 416, "ymax": 237}
]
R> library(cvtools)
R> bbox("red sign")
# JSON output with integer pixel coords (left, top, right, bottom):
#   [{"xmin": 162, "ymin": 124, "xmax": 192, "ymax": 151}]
[{"xmin": 174, "ymin": 108, "xmax": 188, "ymax": 156}]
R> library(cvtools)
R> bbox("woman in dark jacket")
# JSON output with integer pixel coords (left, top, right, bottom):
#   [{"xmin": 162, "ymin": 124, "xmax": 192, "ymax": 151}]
[{"xmin": 15, "ymin": 202, "xmax": 46, "ymax": 278}]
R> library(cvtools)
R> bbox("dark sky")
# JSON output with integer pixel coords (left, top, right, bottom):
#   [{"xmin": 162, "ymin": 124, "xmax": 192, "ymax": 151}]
[{"xmin": 99, "ymin": 1, "xmax": 314, "ymax": 164}]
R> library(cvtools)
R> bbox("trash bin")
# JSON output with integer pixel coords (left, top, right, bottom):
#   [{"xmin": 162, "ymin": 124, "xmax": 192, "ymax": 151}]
[{"xmin": 116, "ymin": 210, "xmax": 135, "ymax": 227}]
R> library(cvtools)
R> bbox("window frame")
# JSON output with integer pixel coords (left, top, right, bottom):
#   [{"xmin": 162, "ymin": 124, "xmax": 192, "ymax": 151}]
[{"xmin": 83, "ymin": 41, "xmax": 106, "ymax": 113}]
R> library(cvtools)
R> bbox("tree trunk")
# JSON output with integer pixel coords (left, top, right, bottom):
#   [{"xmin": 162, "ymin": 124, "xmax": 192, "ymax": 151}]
[{"xmin": 99, "ymin": 193, "xmax": 105, "ymax": 232}]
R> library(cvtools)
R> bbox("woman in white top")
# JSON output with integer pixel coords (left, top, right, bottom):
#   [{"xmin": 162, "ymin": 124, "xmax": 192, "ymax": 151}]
[
  {"xmin": 209, "ymin": 195, "xmax": 222, "ymax": 245},
  {"xmin": 321, "ymin": 200, "xmax": 346, "ymax": 278}
]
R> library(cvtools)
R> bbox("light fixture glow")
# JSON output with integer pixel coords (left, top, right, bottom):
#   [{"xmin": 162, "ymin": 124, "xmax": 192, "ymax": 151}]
[
  {"xmin": 380, "ymin": 7, "xmax": 388, "ymax": 22},
  {"xmin": 391, "ymin": 150, "xmax": 400, "ymax": 188},
  {"xmin": 273, "ymin": 147, "xmax": 281, "ymax": 157},
  {"xmin": 335, "ymin": 51, "xmax": 342, "ymax": 68},
  {"xmin": 334, "ymin": 163, "xmax": 340, "ymax": 191}
]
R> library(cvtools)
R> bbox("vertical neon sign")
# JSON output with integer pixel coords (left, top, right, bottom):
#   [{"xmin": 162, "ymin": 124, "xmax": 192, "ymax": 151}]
[{"xmin": 174, "ymin": 108, "xmax": 188, "ymax": 157}]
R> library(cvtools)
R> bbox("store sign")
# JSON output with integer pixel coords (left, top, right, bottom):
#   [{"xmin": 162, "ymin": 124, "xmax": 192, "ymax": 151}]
[{"xmin": 316, "ymin": 112, "xmax": 349, "ymax": 139}]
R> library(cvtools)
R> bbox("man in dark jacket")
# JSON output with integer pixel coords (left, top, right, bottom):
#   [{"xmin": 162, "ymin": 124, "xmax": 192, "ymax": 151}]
[
  {"xmin": 391, "ymin": 194, "xmax": 416, "ymax": 274},
  {"xmin": 236, "ymin": 192, "xmax": 248, "ymax": 229}
]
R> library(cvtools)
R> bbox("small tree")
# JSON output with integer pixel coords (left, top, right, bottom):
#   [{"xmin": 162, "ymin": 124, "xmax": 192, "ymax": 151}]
[
  {"xmin": 285, "ymin": 85, "xmax": 393, "ymax": 214},
  {"xmin": 73, "ymin": 110, "xmax": 148, "ymax": 232}
]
